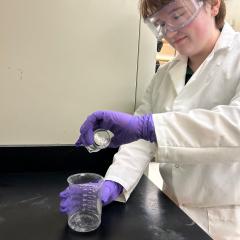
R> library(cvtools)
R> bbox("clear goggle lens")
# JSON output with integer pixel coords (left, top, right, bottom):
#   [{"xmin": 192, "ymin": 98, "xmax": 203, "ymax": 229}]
[{"xmin": 144, "ymin": 0, "xmax": 203, "ymax": 40}]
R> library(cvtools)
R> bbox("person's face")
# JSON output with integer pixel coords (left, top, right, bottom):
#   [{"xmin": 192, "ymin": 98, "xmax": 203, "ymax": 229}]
[{"xmin": 164, "ymin": 2, "xmax": 220, "ymax": 58}]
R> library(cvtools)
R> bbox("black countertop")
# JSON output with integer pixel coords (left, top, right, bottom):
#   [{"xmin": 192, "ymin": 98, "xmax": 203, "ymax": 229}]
[
  {"xmin": 0, "ymin": 146, "xmax": 212, "ymax": 239},
  {"xmin": 0, "ymin": 170, "xmax": 212, "ymax": 240}
]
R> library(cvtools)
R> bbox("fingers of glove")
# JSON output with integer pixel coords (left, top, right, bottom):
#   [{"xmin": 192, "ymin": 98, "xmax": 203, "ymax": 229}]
[
  {"xmin": 60, "ymin": 185, "xmax": 83, "ymax": 198},
  {"xmin": 59, "ymin": 185, "xmax": 86, "ymax": 214},
  {"xmin": 98, "ymin": 111, "xmax": 128, "ymax": 130},
  {"xmin": 59, "ymin": 198, "xmax": 80, "ymax": 214},
  {"xmin": 75, "ymin": 131, "xmax": 94, "ymax": 147},
  {"xmin": 60, "ymin": 206, "xmax": 68, "ymax": 213},
  {"xmin": 59, "ymin": 188, "xmax": 73, "ymax": 213},
  {"xmin": 101, "ymin": 185, "xmax": 112, "ymax": 206},
  {"xmin": 79, "ymin": 111, "xmax": 105, "ymax": 146},
  {"xmin": 68, "ymin": 185, "xmax": 85, "ymax": 194},
  {"xmin": 80, "ymin": 110, "xmax": 119, "ymax": 133},
  {"xmin": 75, "ymin": 135, "xmax": 82, "ymax": 147},
  {"xmin": 80, "ymin": 111, "xmax": 104, "ymax": 134},
  {"xmin": 59, "ymin": 198, "xmax": 72, "ymax": 213},
  {"xmin": 59, "ymin": 200, "xmax": 68, "ymax": 213},
  {"xmin": 59, "ymin": 187, "xmax": 70, "ymax": 199},
  {"xmin": 96, "ymin": 111, "xmax": 114, "ymax": 130},
  {"xmin": 78, "ymin": 110, "xmax": 141, "ymax": 147}
]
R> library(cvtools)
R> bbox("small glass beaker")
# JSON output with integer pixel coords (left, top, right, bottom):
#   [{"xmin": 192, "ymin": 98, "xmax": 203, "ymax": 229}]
[
  {"xmin": 67, "ymin": 173, "xmax": 104, "ymax": 232},
  {"xmin": 86, "ymin": 129, "xmax": 113, "ymax": 153}
]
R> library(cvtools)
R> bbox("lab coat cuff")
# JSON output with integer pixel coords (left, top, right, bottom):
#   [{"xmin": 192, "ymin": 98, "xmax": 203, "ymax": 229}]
[
  {"xmin": 104, "ymin": 175, "xmax": 132, "ymax": 202},
  {"xmin": 152, "ymin": 113, "xmax": 169, "ymax": 161}
]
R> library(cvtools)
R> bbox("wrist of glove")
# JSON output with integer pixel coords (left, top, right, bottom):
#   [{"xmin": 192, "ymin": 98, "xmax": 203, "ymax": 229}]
[
  {"xmin": 139, "ymin": 114, "xmax": 157, "ymax": 143},
  {"xmin": 101, "ymin": 180, "xmax": 123, "ymax": 206},
  {"xmin": 75, "ymin": 110, "xmax": 157, "ymax": 148},
  {"xmin": 59, "ymin": 180, "xmax": 123, "ymax": 214}
]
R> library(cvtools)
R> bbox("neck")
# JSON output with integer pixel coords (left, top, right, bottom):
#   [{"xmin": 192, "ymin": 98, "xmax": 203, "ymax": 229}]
[{"xmin": 189, "ymin": 28, "xmax": 220, "ymax": 72}]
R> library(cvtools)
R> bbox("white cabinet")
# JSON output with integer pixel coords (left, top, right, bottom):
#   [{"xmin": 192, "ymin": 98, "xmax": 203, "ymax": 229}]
[
  {"xmin": 226, "ymin": 0, "xmax": 240, "ymax": 30},
  {"xmin": 0, "ymin": 0, "xmax": 156, "ymax": 145}
]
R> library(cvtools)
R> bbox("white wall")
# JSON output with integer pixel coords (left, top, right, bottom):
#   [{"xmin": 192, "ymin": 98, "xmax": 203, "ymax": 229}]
[
  {"xmin": 136, "ymin": 18, "xmax": 157, "ymax": 108},
  {"xmin": 0, "ymin": 0, "xmax": 156, "ymax": 145},
  {"xmin": 226, "ymin": 0, "xmax": 240, "ymax": 30}
]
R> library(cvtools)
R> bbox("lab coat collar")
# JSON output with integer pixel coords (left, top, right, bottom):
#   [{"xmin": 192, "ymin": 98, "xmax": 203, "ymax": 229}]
[
  {"xmin": 213, "ymin": 22, "xmax": 236, "ymax": 53},
  {"xmin": 168, "ymin": 55, "xmax": 188, "ymax": 95},
  {"xmin": 173, "ymin": 22, "xmax": 235, "ymax": 62},
  {"xmin": 168, "ymin": 22, "xmax": 236, "ymax": 94}
]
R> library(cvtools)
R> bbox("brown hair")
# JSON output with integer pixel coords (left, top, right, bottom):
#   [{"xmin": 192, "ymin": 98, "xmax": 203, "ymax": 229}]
[{"xmin": 140, "ymin": 0, "xmax": 226, "ymax": 29}]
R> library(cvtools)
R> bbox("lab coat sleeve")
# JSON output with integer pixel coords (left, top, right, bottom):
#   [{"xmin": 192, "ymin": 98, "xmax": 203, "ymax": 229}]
[
  {"xmin": 104, "ymin": 76, "xmax": 158, "ymax": 202},
  {"xmin": 153, "ymin": 82, "xmax": 240, "ymax": 165},
  {"xmin": 104, "ymin": 140, "xmax": 156, "ymax": 202}
]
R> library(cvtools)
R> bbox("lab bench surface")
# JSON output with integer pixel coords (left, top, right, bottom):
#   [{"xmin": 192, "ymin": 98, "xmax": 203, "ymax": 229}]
[{"xmin": 0, "ymin": 171, "xmax": 212, "ymax": 240}]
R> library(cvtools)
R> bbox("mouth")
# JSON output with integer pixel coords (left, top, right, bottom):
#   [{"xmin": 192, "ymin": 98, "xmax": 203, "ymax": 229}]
[{"xmin": 172, "ymin": 36, "xmax": 188, "ymax": 45}]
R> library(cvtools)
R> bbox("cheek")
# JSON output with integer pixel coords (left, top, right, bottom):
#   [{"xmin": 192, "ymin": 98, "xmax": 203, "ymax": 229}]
[
  {"xmin": 174, "ymin": 28, "xmax": 206, "ymax": 56},
  {"xmin": 187, "ymin": 11, "xmax": 213, "ymax": 41},
  {"xmin": 185, "ymin": 19, "xmax": 206, "ymax": 41},
  {"xmin": 184, "ymin": 21, "xmax": 209, "ymax": 48},
  {"xmin": 193, "ymin": 26, "xmax": 208, "ymax": 40}
]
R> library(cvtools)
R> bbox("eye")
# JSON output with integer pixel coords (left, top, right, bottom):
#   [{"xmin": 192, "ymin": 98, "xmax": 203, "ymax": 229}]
[
  {"xmin": 160, "ymin": 22, "xmax": 166, "ymax": 27},
  {"xmin": 155, "ymin": 19, "xmax": 165, "ymax": 28},
  {"xmin": 172, "ymin": 11, "xmax": 185, "ymax": 20}
]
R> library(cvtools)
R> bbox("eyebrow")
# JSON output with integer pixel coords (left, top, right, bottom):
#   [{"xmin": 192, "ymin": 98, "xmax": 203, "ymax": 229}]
[{"xmin": 168, "ymin": 6, "xmax": 184, "ymax": 15}]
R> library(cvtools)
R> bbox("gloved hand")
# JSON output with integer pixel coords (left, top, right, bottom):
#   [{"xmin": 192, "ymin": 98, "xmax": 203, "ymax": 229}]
[
  {"xmin": 59, "ymin": 180, "xmax": 123, "ymax": 214},
  {"xmin": 101, "ymin": 180, "xmax": 123, "ymax": 206},
  {"xmin": 59, "ymin": 184, "xmax": 85, "ymax": 214},
  {"xmin": 75, "ymin": 110, "xmax": 156, "ymax": 148}
]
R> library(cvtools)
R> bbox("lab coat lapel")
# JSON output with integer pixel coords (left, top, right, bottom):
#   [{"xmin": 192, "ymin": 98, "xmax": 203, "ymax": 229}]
[
  {"xmin": 167, "ymin": 22, "xmax": 234, "ymax": 96},
  {"xmin": 168, "ymin": 55, "xmax": 188, "ymax": 95}
]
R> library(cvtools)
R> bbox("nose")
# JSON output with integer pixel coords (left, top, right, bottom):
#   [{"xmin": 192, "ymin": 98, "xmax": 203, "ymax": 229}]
[
  {"xmin": 164, "ymin": 28, "xmax": 178, "ymax": 39},
  {"xmin": 164, "ymin": 29, "xmax": 179, "ymax": 45}
]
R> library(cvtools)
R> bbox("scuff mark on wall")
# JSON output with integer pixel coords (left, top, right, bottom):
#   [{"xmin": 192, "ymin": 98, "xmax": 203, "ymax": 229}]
[{"xmin": 17, "ymin": 68, "xmax": 23, "ymax": 81}]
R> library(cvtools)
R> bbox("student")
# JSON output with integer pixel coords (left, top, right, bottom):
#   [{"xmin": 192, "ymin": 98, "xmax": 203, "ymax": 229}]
[{"xmin": 60, "ymin": 0, "xmax": 240, "ymax": 238}]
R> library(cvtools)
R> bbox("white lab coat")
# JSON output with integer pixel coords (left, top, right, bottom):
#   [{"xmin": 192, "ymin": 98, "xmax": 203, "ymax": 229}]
[{"xmin": 105, "ymin": 23, "xmax": 240, "ymax": 240}]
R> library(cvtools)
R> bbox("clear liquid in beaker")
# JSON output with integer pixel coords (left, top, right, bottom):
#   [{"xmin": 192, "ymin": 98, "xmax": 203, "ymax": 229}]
[{"xmin": 68, "ymin": 212, "xmax": 101, "ymax": 232}]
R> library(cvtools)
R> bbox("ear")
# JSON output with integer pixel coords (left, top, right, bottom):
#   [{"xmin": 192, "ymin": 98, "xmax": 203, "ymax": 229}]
[{"xmin": 211, "ymin": 0, "xmax": 221, "ymax": 17}]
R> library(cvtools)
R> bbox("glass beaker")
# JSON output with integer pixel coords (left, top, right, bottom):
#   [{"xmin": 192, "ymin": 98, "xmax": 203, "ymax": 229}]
[
  {"xmin": 86, "ymin": 129, "xmax": 113, "ymax": 153},
  {"xmin": 67, "ymin": 173, "xmax": 104, "ymax": 232}
]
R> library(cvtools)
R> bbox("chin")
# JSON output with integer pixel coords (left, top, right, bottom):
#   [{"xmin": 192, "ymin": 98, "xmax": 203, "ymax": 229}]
[
  {"xmin": 177, "ymin": 46, "xmax": 196, "ymax": 57},
  {"xmin": 176, "ymin": 48, "xmax": 191, "ymax": 57}
]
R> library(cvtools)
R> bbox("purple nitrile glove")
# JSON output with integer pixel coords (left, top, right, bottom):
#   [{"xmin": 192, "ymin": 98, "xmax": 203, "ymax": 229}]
[
  {"xmin": 59, "ymin": 184, "xmax": 84, "ymax": 214},
  {"xmin": 101, "ymin": 180, "xmax": 123, "ymax": 206},
  {"xmin": 75, "ymin": 110, "xmax": 156, "ymax": 148},
  {"xmin": 59, "ymin": 180, "xmax": 123, "ymax": 214}
]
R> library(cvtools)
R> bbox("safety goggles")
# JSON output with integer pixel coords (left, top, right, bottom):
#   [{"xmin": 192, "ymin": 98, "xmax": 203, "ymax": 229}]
[{"xmin": 144, "ymin": 0, "xmax": 204, "ymax": 40}]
